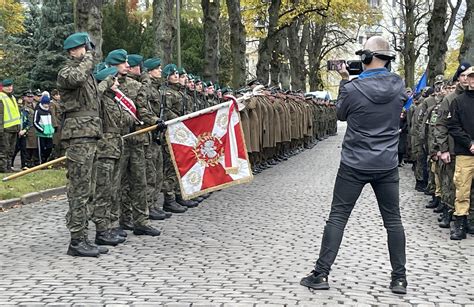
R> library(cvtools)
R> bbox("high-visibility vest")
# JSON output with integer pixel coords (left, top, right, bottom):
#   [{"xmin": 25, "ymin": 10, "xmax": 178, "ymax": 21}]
[{"xmin": 0, "ymin": 92, "xmax": 21, "ymax": 128}]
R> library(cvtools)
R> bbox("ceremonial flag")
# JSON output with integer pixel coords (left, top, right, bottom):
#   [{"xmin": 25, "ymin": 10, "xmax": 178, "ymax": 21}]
[
  {"xmin": 166, "ymin": 99, "xmax": 253, "ymax": 200},
  {"xmin": 115, "ymin": 89, "xmax": 143, "ymax": 124},
  {"xmin": 404, "ymin": 70, "xmax": 427, "ymax": 110}
]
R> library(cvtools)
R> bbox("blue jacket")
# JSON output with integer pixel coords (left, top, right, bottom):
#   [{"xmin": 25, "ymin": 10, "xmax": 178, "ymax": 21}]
[{"xmin": 336, "ymin": 68, "xmax": 408, "ymax": 171}]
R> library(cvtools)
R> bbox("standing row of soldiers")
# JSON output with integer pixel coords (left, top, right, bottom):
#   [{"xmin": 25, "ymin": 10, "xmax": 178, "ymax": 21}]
[
  {"xmin": 405, "ymin": 62, "xmax": 474, "ymax": 240},
  {"xmin": 239, "ymin": 86, "xmax": 337, "ymax": 174},
  {"xmin": 53, "ymin": 32, "xmax": 337, "ymax": 257}
]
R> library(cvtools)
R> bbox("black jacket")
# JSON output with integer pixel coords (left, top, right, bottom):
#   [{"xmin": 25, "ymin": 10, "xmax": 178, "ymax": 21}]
[
  {"xmin": 336, "ymin": 68, "xmax": 407, "ymax": 171},
  {"xmin": 448, "ymin": 90, "xmax": 474, "ymax": 156}
]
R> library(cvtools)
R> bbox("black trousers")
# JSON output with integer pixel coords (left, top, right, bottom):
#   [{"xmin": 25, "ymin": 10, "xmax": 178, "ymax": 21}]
[
  {"xmin": 12, "ymin": 136, "xmax": 27, "ymax": 168},
  {"xmin": 315, "ymin": 163, "xmax": 407, "ymax": 280}
]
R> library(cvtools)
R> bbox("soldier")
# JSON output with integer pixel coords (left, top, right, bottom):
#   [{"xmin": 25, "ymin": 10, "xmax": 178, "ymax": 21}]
[
  {"xmin": 161, "ymin": 64, "xmax": 199, "ymax": 210},
  {"xmin": 138, "ymin": 58, "xmax": 182, "ymax": 216},
  {"xmin": 447, "ymin": 66, "xmax": 474, "ymax": 240},
  {"xmin": 91, "ymin": 66, "xmax": 132, "ymax": 247},
  {"xmin": 434, "ymin": 63, "xmax": 471, "ymax": 231},
  {"xmin": 105, "ymin": 49, "xmax": 162, "ymax": 237},
  {"xmin": 0, "ymin": 79, "xmax": 21, "ymax": 173},
  {"xmin": 57, "ymin": 32, "xmax": 105, "ymax": 257}
]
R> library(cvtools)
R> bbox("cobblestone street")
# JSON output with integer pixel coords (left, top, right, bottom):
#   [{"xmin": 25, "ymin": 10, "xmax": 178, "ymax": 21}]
[{"xmin": 1, "ymin": 122, "xmax": 473, "ymax": 306}]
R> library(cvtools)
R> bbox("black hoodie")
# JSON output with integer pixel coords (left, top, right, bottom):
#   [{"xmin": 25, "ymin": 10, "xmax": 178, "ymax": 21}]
[
  {"xmin": 448, "ymin": 89, "xmax": 474, "ymax": 156},
  {"xmin": 336, "ymin": 69, "xmax": 408, "ymax": 171}
]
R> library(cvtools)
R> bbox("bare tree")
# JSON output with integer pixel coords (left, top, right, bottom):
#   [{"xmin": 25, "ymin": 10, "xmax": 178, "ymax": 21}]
[
  {"xmin": 427, "ymin": 0, "xmax": 462, "ymax": 84},
  {"xmin": 225, "ymin": 0, "xmax": 246, "ymax": 88},
  {"xmin": 74, "ymin": 0, "xmax": 105, "ymax": 58},
  {"xmin": 201, "ymin": 0, "xmax": 220, "ymax": 81},
  {"xmin": 153, "ymin": 0, "xmax": 175, "ymax": 65},
  {"xmin": 459, "ymin": 0, "xmax": 473, "ymax": 63}
]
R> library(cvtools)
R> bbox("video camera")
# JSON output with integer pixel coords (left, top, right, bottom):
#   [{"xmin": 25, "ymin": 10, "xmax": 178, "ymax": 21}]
[{"xmin": 327, "ymin": 49, "xmax": 396, "ymax": 76}]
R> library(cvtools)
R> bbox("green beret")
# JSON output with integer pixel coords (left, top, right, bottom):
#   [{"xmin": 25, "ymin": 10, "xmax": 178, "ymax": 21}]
[
  {"xmin": 163, "ymin": 64, "xmax": 178, "ymax": 78},
  {"xmin": 105, "ymin": 49, "xmax": 128, "ymax": 65},
  {"xmin": 63, "ymin": 32, "xmax": 90, "ymax": 50},
  {"xmin": 206, "ymin": 81, "xmax": 214, "ymax": 87},
  {"xmin": 1, "ymin": 79, "xmax": 13, "ymax": 86},
  {"xmin": 94, "ymin": 67, "xmax": 118, "ymax": 81},
  {"xmin": 188, "ymin": 73, "xmax": 195, "ymax": 81},
  {"xmin": 143, "ymin": 58, "xmax": 161, "ymax": 71},
  {"xmin": 128, "ymin": 54, "xmax": 143, "ymax": 67},
  {"xmin": 194, "ymin": 76, "xmax": 202, "ymax": 84},
  {"xmin": 214, "ymin": 83, "xmax": 220, "ymax": 90},
  {"xmin": 177, "ymin": 67, "xmax": 187, "ymax": 76},
  {"xmin": 94, "ymin": 62, "xmax": 108, "ymax": 74},
  {"xmin": 221, "ymin": 87, "xmax": 233, "ymax": 95}
]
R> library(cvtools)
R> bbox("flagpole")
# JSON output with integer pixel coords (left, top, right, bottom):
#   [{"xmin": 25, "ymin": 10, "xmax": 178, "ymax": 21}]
[{"xmin": 2, "ymin": 86, "xmax": 264, "ymax": 182}]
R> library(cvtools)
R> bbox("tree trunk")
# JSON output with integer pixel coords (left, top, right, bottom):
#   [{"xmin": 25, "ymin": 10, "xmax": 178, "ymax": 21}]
[
  {"xmin": 74, "ymin": 0, "xmax": 104, "ymax": 58},
  {"xmin": 201, "ymin": 0, "xmax": 220, "ymax": 81},
  {"xmin": 225, "ymin": 0, "xmax": 246, "ymax": 88},
  {"xmin": 288, "ymin": 20, "xmax": 309, "ymax": 91},
  {"xmin": 308, "ymin": 22, "xmax": 326, "ymax": 91},
  {"xmin": 427, "ymin": 0, "xmax": 461, "ymax": 84},
  {"xmin": 256, "ymin": 0, "xmax": 282, "ymax": 86},
  {"xmin": 459, "ymin": 0, "xmax": 473, "ymax": 63},
  {"xmin": 402, "ymin": 0, "xmax": 416, "ymax": 88},
  {"xmin": 279, "ymin": 29, "xmax": 291, "ymax": 89},
  {"xmin": 153, "ymin": 0, "xmax": 175, "ymax": 65}
]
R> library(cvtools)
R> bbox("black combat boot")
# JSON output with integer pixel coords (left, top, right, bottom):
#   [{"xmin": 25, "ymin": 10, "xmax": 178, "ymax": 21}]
[
  {"xmin": 133, "ymin": 224, "xmax": 161, "ymax": 236},
  {"xmin": 450, "ymin": 216, "xmax": 467, "ymax": 240},
  {"xmin": 439, "ymin": 207, "xmax": 453, "ymax": 228},
  {"xmin": 176, "ymin": 195, "xmax": 198, "ymax": 208},
  {"xmin": 163, "ymin": 195, "xmax": 187, "ymax": 213},
  {"xmin": 300, "ymin": 271, "xmax": 330, "ymax": 290},
  {"xmin": 415, "ymin": 180, "xmax": 426, "ymax": 192},
  {"xmin": 84, "ymin": 237, "xmax": 109, "ymax": 254},
  {"xmin": 434, "ymin": 200, "xmax": 445, "ymax": 213},
  {"xmin": 193, "ymin": 196, "xmax": 205, "ymax": 203},
  {"xmin": 390, "ymin": 278, "xmax": 407, "ymax": 294},
  {"xmin": 149, "ymin": 207, "xmax": 167, "ymax": 220},
  {"xmin": 67, "ymin": 238, "xmax": 100, "ymax": 257},
  {"xmin": 95, "ymin": 231, "xmax": 122, "ymax": 246},
  {"xmin": 119, "ymin": 220, "xmax": 134, "ymax": 231},
  {"xmin": 110, "ymin": 227, "xmax": 128, "ymax": 237},
  {"xmin": 426, "ymin": 196, "xmax": 439, "ymax": 209}
]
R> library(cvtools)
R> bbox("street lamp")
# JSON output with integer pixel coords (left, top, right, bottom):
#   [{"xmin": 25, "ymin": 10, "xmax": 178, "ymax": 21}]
[{"xmin": 176, "ymin": 0, "xmax": 181, "ymax": 67}]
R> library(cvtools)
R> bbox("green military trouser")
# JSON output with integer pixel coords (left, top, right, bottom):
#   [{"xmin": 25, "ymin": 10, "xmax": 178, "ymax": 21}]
[
  {"xmin": 414, "ymin": 150, "xmax": 425, "ymax": 181},
  {"xmin": 440, "ymin": 157, "xmax": 456, "ymax": 209},
  {"xmin": 145, "ymin": 141, "xmax": 163, "ymax": 209},
  {"xmin": 2, "ymin": 131, "xmax": 17, "ymax": 169},
  {"xmin": 91, "ymin": 157, "xmax": 120, "ymax": 232},
  {"xmin": 426, "ymin": 160, "xmax": 436, "ymax": 195},
  {"xmin": 162, "ymin": 143, "xmax": 178, "ymax": 198},
  {"xmin": 116, "ymin": 140, "xmax": 149, "ymax": 227},
  {"xmin": 0, "ymin": 131, "xmax": 6, "ymax": 171},
  {"xmin": 65, "ymin": 141, "xmax": 97, "ymax": 240}
]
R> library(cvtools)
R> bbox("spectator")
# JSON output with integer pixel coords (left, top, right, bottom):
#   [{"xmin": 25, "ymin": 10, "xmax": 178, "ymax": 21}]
[
  {"xmin": 11, "ymin": 90, "xmax": 34, "ymax": 169},
  {"xmin": 34, "ymin": 94, "xmax": 55, "ymax": 164}
]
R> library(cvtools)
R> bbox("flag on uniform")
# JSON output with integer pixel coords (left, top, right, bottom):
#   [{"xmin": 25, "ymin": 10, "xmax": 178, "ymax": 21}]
[{"xmin": 166, "ymin": 99, "xmax": 253, "ymax": 200}]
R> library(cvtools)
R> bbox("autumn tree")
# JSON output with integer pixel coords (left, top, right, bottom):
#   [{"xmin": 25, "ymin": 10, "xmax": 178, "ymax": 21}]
[{"xmin": 459, "ymin": 0, "xmax": 473, "ymax": 63}]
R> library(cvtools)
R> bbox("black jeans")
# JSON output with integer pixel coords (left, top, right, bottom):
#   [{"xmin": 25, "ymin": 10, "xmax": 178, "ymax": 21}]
[{"xmin": 315, "ymin": 163, "xmax": 406, "ymax": 280}]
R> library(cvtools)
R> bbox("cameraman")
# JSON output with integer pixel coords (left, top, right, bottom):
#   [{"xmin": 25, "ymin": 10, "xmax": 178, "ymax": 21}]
[{"xmin": 300, "ymin": 36, "xmax": 408, "ymax": 294}]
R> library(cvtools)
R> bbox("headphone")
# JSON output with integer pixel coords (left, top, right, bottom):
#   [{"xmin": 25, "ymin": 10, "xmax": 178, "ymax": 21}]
[{"xmin": 356, "ymin": 49, "xmax": 396, "ymax": 65}]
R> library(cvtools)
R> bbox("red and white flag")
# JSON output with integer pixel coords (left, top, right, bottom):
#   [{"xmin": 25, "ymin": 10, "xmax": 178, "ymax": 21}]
[
  {"xmin": 114, "ymin": 89, "xmax": 143, "ymax": 124},
  {"xmin": 166, "ymin": 99, "xmax": 253, "ymax": 200}
]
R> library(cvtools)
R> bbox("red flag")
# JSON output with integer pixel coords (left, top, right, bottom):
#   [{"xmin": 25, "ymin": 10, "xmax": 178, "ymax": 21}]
[
  {"xmin": 166, "ymin": 101, "xmax": 253, "ymax": 200},
  {"xmin": 114, "ymin": 89, "xmax": 142, "ymax": 124}
]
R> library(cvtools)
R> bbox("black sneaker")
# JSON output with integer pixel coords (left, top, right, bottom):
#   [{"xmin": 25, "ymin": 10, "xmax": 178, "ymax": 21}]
[
  {"xmin": 133, "ymin": 224, "xmax": 161, "ymax": 236},
  {"xmin": 390, "ymin": 278, "xmax": 407, "ymax": 294},
  {"xmin": 300, "ymin": 271, "xmax": 330, "ymax": 290}
]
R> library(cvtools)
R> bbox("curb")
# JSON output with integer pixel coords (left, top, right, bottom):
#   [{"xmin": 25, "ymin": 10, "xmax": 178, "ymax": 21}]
[{"xmin": 0, "ymin": 186, "xmax": 66, "ymax": 210}]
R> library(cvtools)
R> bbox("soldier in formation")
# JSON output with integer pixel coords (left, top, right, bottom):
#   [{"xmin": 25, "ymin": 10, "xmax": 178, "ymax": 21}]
[{"xmin": 405, "ymin": 63, "xmax": 474, "ymax": 240}]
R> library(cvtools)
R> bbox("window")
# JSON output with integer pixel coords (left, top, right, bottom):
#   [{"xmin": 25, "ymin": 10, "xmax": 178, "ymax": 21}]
[
  {"xmin": 368, "ymin": 0, "xmax": 380, "ymax": 7},
  {"xmin": 392, "ymin": 17, "xmax": 397, "ymax": 27},
  {"xmin": 392, "ymin": 0, "xmax": 397, "ymax": 7},
  {"xmin": 358, "ymin": 36, "xmax": 364, "ymax": 44}
]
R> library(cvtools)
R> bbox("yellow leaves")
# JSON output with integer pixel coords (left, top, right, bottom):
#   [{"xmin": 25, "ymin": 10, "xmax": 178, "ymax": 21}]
[{"xmin": 0, "ymin": 0, "xmax": 25, "ymax": 35}]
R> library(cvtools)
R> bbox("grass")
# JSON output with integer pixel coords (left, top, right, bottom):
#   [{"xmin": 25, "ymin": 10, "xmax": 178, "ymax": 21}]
[{"xmin": 0, "ymin": 168, "xmax": 67, "ymax": 200}]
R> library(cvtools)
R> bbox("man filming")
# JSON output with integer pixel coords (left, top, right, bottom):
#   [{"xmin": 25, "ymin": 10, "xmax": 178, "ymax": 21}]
[{"xmin": 300, "ymin": 36, "xmax": 408, "ymax": 294}]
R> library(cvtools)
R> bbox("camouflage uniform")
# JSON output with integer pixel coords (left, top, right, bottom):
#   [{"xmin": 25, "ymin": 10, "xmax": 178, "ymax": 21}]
[
  {"xmin": 135, "ymin": 74, "xmax": 163, "ymax": 211},
  {"xmin": 116, "ymin": 75, "xmax": 158, "ymax": 228},
  {"xmin": 91, "ymin": 77, "xmax": 134, "ymax": 232},
  {"xmin": 57, "ymin": 51, "xmax": 102, "ymax": 240}
]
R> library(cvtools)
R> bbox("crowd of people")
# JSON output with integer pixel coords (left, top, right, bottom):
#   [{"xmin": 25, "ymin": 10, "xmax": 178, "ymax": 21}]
[
  {"xmin": 0, "ymin": 32, "xmax": 337, "ymax": 257},
  {"xmin": 398, "ymin": 63, "xmax": 474, "ymax": 241}
]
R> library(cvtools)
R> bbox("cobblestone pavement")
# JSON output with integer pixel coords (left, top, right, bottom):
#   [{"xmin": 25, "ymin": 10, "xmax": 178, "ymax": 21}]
[{"xmin": 1, "ymin": 123, "xmax": 473, "ymax": 306}]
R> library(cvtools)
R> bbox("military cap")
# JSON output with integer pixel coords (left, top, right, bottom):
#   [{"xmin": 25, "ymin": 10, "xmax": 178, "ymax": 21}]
[
  {"xmin": 34, "ymin": 89, "xmax": 42, "ymax": 96},
  {"xmin": 23, "ymin": 90, "xmax": 34, "ymax": 97},
  {"xmin": 128, "ymin": 54, "xmax": 143, "ymax": 67},
  {"xmin": 94, "ymin": 62, "xmax": 108, "ymax": 74},
  {"xmin": 63, "ymin": 32, "xmax": 90, "ymax": 50},
  {"xmin": 94, "ymin": 66, "xmax": 119, "ymax": 81},
  {"xmin": 194, "ymin": 76, "xmax": 202, "ymax": 84},
  {"xmin": 163, "ymin": 64, "xmax": 178, "ymax": 78},
  {"xmin": 434, "ymin": 74, "xmax": 444, "ymax": 84},
  {"xmin": 177, "ymin": 67, "xmax": 187, "ymax": 76},
  {"xmin": 465, "ymin": 66, "xmax": 474, "ymax": 77},
  {"xmin": 188, "ymin": 73, "xmax": 195, "ymax": 81},
  {"xmin": 247, "ymin": 79, "xmax": 261, "ymax": 87},
  {"xmin": 143, "ymin": 58, "xmax": 161, "ymax": 71},
  {"xmin": 214, "ymin": 83, "xmax": 221, "ymax": 90},
  {"xmin": 453, "ymin": 62, "xmax": 471, "ymax": 81},
  {"xmin": 221, "ymin": 87, "xmax": 233, "ymax": 95},
  {"xmin": 105, "ymin": 49, "xmax": 128, "ymax": 65},
  {"xmin": 1, "ymin": 79, "xmax": 13, "ymax": 86},
  {"xmin": 206, "ymin": 81, "xmax": 214, "ymax": 87}
]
